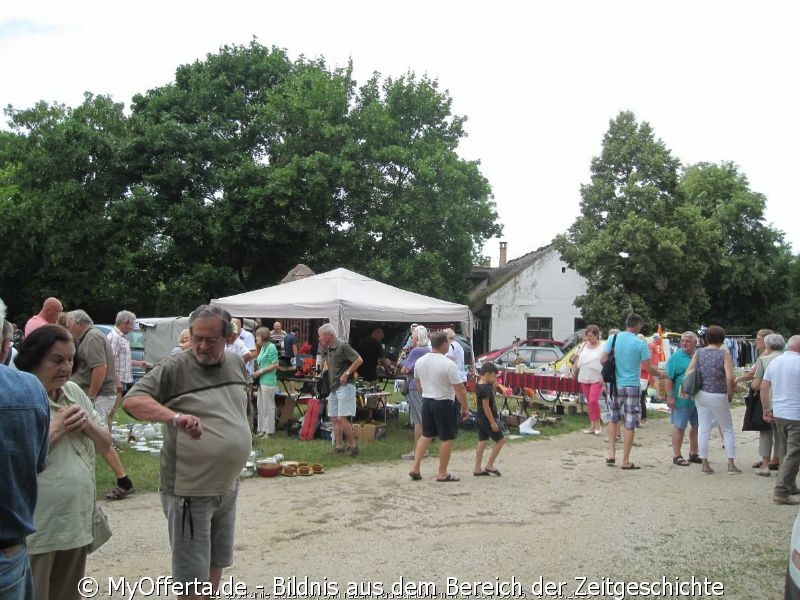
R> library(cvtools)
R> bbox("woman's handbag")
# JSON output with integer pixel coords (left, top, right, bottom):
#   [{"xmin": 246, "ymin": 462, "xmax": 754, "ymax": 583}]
[
  {"xmin": 742, "ymin": 387, "xmax": 772, "ymax": 431},
  {"xmin": 681, "ymin": 350, "xmax": 703, "ymax": 397},
  {"xmin": 89, "ymin": 504, "xmax": 112, "ymax": 553}
]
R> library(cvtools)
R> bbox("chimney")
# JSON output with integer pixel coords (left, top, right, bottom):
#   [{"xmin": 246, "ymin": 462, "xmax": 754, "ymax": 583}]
[{"xmin": 499, "ymin": 241, "xmax": 507, "ymax": 268}]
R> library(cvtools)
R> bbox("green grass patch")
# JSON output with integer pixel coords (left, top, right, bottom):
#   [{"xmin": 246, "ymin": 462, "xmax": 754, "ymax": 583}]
[{"xmin": 98, "ymin": 392, "xmax": 603, "ymax": 496}]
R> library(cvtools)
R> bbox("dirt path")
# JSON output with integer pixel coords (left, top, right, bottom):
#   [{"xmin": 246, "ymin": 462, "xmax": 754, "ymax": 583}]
[{"xmin": 88, "ymin": 406, "xmax": 793, "ymax": 599}]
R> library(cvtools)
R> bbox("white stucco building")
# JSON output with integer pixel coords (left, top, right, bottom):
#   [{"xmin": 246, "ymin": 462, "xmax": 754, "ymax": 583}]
[{"xmin": 468, "ymin": 242, "xmax": 588, "ymax": 353}]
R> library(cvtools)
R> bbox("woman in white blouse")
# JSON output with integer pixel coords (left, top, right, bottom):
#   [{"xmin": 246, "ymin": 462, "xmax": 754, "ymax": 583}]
[{"xmin": 574, "ymin": 324, "xmax": 605, "ymax": 435}]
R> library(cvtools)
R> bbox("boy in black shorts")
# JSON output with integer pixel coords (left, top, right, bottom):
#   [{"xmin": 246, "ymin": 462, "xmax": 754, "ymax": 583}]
[{"xmin": 473, "ymin": 362, "xmax": 505, "ymax": 476}]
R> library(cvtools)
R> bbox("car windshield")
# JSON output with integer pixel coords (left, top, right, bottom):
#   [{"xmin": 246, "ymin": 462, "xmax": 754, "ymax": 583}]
[{"xmin": 560, "ymin": 330, "xmax": 584, "ymax": 355}]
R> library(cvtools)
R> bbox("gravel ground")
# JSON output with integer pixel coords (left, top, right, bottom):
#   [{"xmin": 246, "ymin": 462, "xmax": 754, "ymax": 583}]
[{"xmin": 88, "ymin": 405, "xmax": 795, "ymax": 599}]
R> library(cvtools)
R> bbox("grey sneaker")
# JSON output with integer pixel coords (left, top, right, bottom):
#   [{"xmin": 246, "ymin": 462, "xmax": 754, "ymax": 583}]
[
  {"xmin": 401, "ymin": 451, "xmax": 415, "ymax": 460},
  {"xmin": 774, "ymin": 495, "xmax": 800, "ymax": 505}
]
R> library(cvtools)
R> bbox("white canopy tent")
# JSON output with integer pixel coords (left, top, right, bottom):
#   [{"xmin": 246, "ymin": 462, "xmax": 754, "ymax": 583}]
[{"xmin": 210, "ymin": 267, "xmax": 473, "ymax": 342}]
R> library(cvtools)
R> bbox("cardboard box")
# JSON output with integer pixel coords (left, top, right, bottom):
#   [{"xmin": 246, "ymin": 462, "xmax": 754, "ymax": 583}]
[
  {"xmin": 359, "ymin": 422, "xmax": 387, "ymax": 442},
  {"xmin": 351, "ymin": 423, "xmax": 362, "ymax": 443}
]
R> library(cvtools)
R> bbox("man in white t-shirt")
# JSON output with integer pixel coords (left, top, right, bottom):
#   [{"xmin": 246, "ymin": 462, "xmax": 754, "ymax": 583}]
[
  {"xmin": 232, "ymin": 318, "xmax": 256, "ymax": 377},
  {"xmin": 444, "ymin": 329, "xmax": 468, "ymax": 384},
  {"xmin": 761, "ymin": 335, "xmax": 800, "ymax": 505},
  {"xmin": 408, "ymin": 331, "xmax": 469, "ymax": 482}
]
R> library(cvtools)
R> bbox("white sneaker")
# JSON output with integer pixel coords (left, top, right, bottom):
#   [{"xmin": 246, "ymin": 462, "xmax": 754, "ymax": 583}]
[{"xmin": 401, "ymin": 451, "xmax": 415, "ymax": 460}]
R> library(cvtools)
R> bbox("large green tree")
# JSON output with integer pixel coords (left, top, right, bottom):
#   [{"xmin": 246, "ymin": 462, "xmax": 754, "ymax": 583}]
[
  {"xmin": 681, "ymin": 161, "xmax": 793, "ymax": 332},
  {"xmin": 0, "ymin": 41, "xmax": 500, "ymax": 322},
  {"xmin": 127, "ymin": 42, "xmax": 499, "ymax": 310},
  {"xmin": 317, "ymin": 72, "xmax": 500, "ymax": 299},
  {"xmin": 555, "ymin": 111, "xmax": 710, "ymax": 330},
  {"xmin": 0, "ymin": 94, "xmax": 159, "ymax": 323}
]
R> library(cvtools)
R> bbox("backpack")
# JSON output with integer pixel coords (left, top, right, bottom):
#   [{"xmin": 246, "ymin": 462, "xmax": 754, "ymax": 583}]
[{"xmin": 601, "ymin": 334, "xmax": 618, "ymax": 397}]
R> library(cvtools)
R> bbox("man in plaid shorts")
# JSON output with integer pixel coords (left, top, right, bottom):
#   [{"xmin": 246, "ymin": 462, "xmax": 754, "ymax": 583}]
[{"xmin": 602, "ymin": 313, "xmax": 659, "ymax": 470}]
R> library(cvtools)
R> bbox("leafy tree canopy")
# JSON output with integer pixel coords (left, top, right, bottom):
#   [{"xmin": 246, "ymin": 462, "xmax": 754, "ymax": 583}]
[
  {"xmin": 556, "ymin": 111, "xmax": 793, "ymax": 334},
  {"xmin": 0, "ymin": 41, "xmax": 500, "ymax": 324}
]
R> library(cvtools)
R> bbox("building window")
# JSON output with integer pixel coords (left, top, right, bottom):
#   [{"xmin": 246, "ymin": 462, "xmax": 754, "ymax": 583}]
[
  {"xmin": 526, "ymin": 317, "xmax": 553, "ymax": 340},
  {"xmin": 574, "ymin": 318, "xmax": 587, "ymax": 331}
]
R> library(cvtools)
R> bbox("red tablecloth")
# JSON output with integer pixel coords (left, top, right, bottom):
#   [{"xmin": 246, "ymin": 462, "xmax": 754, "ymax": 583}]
[{"xmin": 499, "ymin": 371, "xmax": 581, "ymax": 395}]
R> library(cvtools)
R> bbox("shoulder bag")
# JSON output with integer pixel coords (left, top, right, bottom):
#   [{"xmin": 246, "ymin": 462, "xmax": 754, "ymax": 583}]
[
  {"xmin": 601, "ymin": 335, "xmax": 617, "ymax": 393},
  {"xmin": 742, "ymin": 386, "xmax": 772, "ymax": 432},
  {"xmin": 67, "ymin": 430, "xmax": 112, "ymax": 553},
  {"xmin": 89, "ymin": 504, "xmax": 112, "ymax": 553},
  {"xmin": 681, "ymin": 349, "xmax": 703, "ymax": 397}
]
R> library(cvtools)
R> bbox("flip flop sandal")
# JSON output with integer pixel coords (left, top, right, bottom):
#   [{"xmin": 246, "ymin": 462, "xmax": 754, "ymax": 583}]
[
  {"xmin": 408, "ymin": 472, "xmax": 422, "ymax": 481},
  {"xmin": 105, "ymin": 486, "xmax": 135, "ymax": 500},
  {"xmin": 620, "ymin": 464, "xmax": 641, "ymax": 470},
  {"xmin": 688, "ymin": 454, "xmax": 702, "ymax": 464},
  {"xmin": 436, "ymin": 474, "xmax": 460, "ymax": 482},
  {"xmin": 673, "ymin": 456, "xmax": 690, "ymax": 466},
  {"xmin": 473, "ymin": 471, "xmax": 490, "ymax": 476},
  {"xmin": 605, "ymin": 458, "xmax": 616, "ymax": 466},
  {"xmin": 483, "ymin": 468, "xmax": 502, "ymax": 476}
]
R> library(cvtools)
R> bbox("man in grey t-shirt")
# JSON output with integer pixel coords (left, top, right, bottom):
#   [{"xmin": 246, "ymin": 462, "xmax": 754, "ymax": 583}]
[
  {"xmin": 124, "ymin": 305, "xmax": 251, "ymax": 592},
  {"xmin": 67, "ymin": 309, "xmax": 136, "ymax": 500}
]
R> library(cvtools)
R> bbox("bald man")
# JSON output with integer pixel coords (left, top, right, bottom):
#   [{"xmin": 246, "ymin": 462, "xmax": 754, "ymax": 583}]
[{"xmin": 24, "ymin": 297, "xmax": 63, "ymax": 337}]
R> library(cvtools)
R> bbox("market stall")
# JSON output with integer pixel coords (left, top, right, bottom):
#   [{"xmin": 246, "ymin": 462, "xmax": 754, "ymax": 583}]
[{"xmin": 210, "ymin": 267, "xmax": 473, "ymax": 342}]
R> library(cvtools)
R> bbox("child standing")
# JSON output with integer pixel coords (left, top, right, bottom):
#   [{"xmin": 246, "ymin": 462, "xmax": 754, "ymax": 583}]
[{"xmin": 474, "ymin": 362, "xmax": 505, "ymax": 476}]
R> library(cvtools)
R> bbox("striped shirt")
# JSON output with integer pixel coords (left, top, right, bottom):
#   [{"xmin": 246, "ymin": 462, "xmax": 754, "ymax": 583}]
[{"xmin": 107, "ymin": 327, "xmax": 132, "ymax": 385}]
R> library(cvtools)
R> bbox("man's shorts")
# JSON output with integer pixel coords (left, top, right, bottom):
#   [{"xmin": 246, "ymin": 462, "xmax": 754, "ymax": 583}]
[
  {"xmin": 328, "ymin": 384, "xmax": 357, "ymax": 417},
  {"xmin": 476, "ymin": 415, "xmax": 504, "ymax": 442},
  {"xmin": 406, "ymin": 388, "xmax": 423, "ymax": 426},
  {"xmin": 670, "ymin": 405, "xmax": 698, "ymax": 430},
  {"xmin": 607, "ymin": 386, "xmax": 641, "ymax": 430},
  {"xmin": 160, "ymin": 483, "xmax": 239, "ymax": 585},
  {"xmin": 421, "ymin": 397, "xmax": 458, "ymax": 442},
  {"xmin": 93, "ymin": 394, "xmax": 117, "ymax": 421}
]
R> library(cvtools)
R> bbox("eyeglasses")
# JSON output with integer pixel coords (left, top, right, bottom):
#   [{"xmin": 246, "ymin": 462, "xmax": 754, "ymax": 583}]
[{"xmin": 191, "ymin": 335, "xmax": 222, "ymax": 345}]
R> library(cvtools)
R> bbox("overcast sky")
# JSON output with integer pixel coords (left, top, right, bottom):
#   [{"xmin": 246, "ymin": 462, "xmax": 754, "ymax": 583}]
[{"xmin": 2, "ymin": 1, "xmax": 797, "ymax": 264}]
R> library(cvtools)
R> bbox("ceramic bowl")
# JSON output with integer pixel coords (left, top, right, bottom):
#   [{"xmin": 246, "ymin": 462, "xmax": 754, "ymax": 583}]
[{"xmin": 256, "ymin": 463, "xmax": 281, "ymax": 478}]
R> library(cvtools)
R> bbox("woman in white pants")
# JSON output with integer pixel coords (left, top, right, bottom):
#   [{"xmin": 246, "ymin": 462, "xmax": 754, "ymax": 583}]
[
  {"xmin": 685, "ymin": 325, "xmax": 741, "ymax": 475},
  {"xmin": 254, "ymin": 327, "xmax": 279, "ymax": 438}
]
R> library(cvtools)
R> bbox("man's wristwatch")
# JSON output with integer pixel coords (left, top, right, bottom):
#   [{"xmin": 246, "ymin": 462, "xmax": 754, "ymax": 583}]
[{"xmin": 171, "ymin": 413, "xmax": 183, "ymax": 427}]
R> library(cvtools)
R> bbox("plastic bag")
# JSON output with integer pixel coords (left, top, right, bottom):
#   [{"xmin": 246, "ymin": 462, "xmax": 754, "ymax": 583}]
[{"xmin": 519, "ymin": 416, "xmax": 540, "ymax": 435}]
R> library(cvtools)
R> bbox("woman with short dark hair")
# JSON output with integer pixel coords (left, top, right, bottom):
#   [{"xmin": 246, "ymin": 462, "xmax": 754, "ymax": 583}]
[
  {"xmin": 685, "ymin": 324, "xmax": 740, "ymax": 475},
  {"xmin": 16, "ymin": 325, "xmax": 111, "ymax": 599}
]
